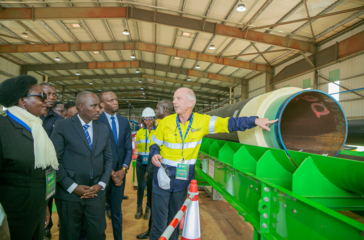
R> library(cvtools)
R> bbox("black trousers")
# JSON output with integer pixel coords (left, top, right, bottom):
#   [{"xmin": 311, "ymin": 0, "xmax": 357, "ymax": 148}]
[
  {"xmin": 150, "ymin": 183, "xmax": 187, "ymax": 240},
  {"xmin": 147, "ymin": 171, "xmax": 153, "ymax": 230},
  {"xmin": 0, "ymin": 186, "xmax": 48, "ymax": 240},
  {"xmin": 55, "ymin": 197, "xmax": 106, "ymax": 240}
]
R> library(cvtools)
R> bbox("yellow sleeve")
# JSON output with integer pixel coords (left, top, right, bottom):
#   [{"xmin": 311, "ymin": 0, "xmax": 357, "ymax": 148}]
[
  {"xmin": 202, "ymin": 114, "xmax": 230, "ymax": 136},
  {"xmin": 151, "ymin": 120, "xmax": 164, "ymax": 146},
  {"xmin": 136, "ymin": 129, "xmax": 141, "ymax": 143},
  {"xmin": 149, "ymin": 129, "xmax": 155, "ymax": 145}
]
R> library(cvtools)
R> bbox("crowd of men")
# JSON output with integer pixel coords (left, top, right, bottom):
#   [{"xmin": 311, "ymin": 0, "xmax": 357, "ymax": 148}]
[
  {"xmin": 34, "ymin": 84, "xmax": 176, "ymax": 240},
  {"xmin": 0, "ymin": 81, "xmax": 276, "ymax": 240}
]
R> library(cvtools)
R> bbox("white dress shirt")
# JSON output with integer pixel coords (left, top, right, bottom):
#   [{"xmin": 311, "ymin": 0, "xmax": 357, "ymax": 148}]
[
  {"xmin": 104, "ymin": 112, "xmax": 119, "ymax": 139},
  {"xmin": 67, "ymin": 114, "xmax": 106, "ymax": 194}
]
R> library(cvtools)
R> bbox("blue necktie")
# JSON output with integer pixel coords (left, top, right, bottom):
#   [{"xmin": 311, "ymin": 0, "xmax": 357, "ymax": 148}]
[
  {"xmin": 111, "ymin": 116, "xmax": 118, "ymax": 143},
  {"xmin": 83, "ymin": 125, "xmax": 92, "ymax": 150}
]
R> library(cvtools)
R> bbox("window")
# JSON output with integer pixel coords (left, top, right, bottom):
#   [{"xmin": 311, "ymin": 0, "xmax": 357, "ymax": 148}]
[
  {"xmin": 303, "ymin": 78, "xmax": 311, "ymax": 89},
  {"xmin": 328, "ymin": 69, "xmax": 340, "ymax": 101}
]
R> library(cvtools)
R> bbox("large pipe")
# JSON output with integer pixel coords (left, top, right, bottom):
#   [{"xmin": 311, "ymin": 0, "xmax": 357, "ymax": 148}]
[
  {"xmin": 205, "ymin": 87, "xmax": 347, "ymax": 157},
  {"xmin": 346, "ymin": 119, "xmax": 364, "ymax": 147}
]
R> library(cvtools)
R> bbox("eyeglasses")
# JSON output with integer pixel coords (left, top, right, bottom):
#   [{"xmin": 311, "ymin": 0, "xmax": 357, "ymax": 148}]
[
  {"xmin": 144, "ymin": 117, "xmax": 154, "ymax": 121},
  {"xmin": 27, "ymin": 92, "xmax": 47, "ymax": 102}
]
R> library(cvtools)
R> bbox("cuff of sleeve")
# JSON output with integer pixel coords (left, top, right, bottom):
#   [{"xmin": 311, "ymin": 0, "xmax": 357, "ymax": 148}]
[
  {"xmin": 67, "ymin": 183, "xmax": 78, "ymax": 194},
  {"xmin": 122, "ymin": 164, "xmax": 128, "ymax": 169},
  {"xmin": 249, "ymin": 116, "xmax": 258, "ymax": 126},
  {"xmin": 98, "ymin": 181, "xmax": 106, "ymax": 190}
]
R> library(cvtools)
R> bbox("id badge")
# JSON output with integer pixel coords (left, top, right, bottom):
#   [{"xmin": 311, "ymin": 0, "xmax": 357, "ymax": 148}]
[
  {"xmin": 176, "ymin": 160, "xmax": 189, "ymax": 181},
  {"xmin": 45, "ymin": 169, "xmax": 56, "ymax": 200},
  {"xmin": 142, "ymin": 155, "xmax": 149, "ymax": 165}
]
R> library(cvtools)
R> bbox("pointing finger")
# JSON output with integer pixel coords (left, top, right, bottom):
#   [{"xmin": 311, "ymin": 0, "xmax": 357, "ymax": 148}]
[{"xmin": 268, "ymin": 119, "xmax": 279, "ymax": 124}]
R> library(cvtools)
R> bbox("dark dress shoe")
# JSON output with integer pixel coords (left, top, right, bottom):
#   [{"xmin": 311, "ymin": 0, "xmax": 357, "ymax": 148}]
[
  {"xmin": 135, "ymin": 206, "xmax": 143, "ymax": 219},
  {"xmin": 136, "ymin": 229, "xmax": 150, "ymax": 239},
  {"xmin": 44, "ymin": 229, "xmax": 51, "ymax": 240},
  {"xmin": 123, "ymin": 195, "xmax": 129, "ymax": 200}
]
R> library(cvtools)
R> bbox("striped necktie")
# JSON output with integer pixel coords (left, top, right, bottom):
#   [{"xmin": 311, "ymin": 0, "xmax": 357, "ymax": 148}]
[{"xmin": 83, "ymin": 124, "xmax": 92, "ymax": 150}]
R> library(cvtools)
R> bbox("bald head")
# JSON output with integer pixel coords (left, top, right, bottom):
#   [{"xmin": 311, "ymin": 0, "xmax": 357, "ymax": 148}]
[
  {"xmin": 156, "ymin": 100, "xmax": 173, "ymax": 119},
  {"xmin": 173, "ymin": 87, "xmax": 196, "ymax": 115},
  {"xmin": 176, "ymin": 88, "xmax": 196, "ymax": 108},
  {"xmin": 75, "ymin": 91, "xmax": 100, "ymax": 122},
  {"xmin": 75, "ymin": 91, "xmax": 95, "ymax": 110}
]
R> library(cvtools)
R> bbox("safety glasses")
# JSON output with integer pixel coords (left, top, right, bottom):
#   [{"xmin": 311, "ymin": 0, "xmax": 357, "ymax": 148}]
[
  {"xmin": 144, "ymin": 117, "xmax": 154, "ymax": 121},
  {"xmin": 27, "ymin": 92, "xmax": 47, "ymax": 102}
]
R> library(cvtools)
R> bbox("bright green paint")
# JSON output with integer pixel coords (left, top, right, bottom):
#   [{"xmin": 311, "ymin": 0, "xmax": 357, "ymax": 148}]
[{"xmin": 198, "ymin": 137, "xmax": 364, "ymax": 239}]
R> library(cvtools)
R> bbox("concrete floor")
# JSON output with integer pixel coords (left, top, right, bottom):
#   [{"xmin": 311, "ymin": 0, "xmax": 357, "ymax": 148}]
[{"xmin": 48, "ymin": 168, "xmax": 254, "ymax": 240}]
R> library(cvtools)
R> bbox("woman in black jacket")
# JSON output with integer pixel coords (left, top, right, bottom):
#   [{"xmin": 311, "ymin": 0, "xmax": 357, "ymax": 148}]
[{"xmin": 0, "ymin": 75, "xmax": 59, "ymax": 240}]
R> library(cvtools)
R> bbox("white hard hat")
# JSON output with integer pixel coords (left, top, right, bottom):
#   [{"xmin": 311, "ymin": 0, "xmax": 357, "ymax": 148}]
[{"xmin": 142, "ymin": 107, "xmax": 155, "ymax": 118}]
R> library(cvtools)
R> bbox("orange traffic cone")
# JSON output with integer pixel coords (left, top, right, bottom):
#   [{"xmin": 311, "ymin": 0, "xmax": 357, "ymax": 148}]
[{"xmin": 181, "ymin": 180, "xmax": 201, "ymax": 240}]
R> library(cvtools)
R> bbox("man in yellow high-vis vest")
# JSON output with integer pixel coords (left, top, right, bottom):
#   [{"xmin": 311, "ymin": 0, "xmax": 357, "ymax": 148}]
[{"xmin": 149, "ymin": 88, "xmax": 277, "ymax": 240}]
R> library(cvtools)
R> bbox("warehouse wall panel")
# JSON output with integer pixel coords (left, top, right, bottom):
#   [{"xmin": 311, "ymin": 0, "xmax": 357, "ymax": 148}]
[{"xmin": 248, "ymin": 73, "xmax": 266, "ymax": 98}]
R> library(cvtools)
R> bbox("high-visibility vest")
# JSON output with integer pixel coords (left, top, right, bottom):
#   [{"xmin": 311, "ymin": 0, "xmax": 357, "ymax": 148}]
[
  {"xmin": 151, "ymin": 113, "xmax": 229, "ymax": 167},
  {"xmin": 136, "ymin": 127, "xmax": 155, "ymax": 155}
]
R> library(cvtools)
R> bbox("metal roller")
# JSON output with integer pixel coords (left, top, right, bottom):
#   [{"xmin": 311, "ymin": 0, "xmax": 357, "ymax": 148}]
[{"xmin": 205, "ymin": 87, "xmax": 347, "ymax": 157}]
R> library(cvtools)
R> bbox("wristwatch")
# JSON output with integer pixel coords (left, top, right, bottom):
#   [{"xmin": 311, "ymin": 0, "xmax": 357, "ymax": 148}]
[{"xmin": 122, "ymin": 166, "xmax": 128, "ymax": 173}]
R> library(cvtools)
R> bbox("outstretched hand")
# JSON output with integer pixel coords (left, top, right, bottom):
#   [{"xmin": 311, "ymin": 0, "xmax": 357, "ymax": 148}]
[{"xmin": 255, "ymin": 118, "xmax": 278, "ymax": 131}]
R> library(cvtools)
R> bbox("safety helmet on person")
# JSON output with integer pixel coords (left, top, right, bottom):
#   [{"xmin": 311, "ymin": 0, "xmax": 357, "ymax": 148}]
[{"xmin": 142, "ymin": 107, "xmax": 156, "ymax": 118}]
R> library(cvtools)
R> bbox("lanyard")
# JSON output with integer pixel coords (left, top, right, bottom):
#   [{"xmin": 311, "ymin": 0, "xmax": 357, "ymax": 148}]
[
  {"xmin": 145, "ymin": 127, "xmax": 154, "ymax": 152},
  {"xmin": 176, "ymin": 113, "xmax": 193, "ymax": 160},
  {"xmin": 7, "ymin": 110, "xmax": 32, "ymax": 132}
]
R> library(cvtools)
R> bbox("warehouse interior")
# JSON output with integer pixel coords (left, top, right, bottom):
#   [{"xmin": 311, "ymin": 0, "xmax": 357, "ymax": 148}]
[{"xmin": 0, "ymin": 0, "xmax": 364, "ymax": 239}]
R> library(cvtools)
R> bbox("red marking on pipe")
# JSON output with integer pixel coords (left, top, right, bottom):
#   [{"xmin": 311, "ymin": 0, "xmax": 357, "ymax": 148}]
[
  {"xmin": 159, "ymin": 237, "xmax": 167, "ymax": 240},
  {"xmin": 301, "ymin": 96, "xmax": 319, "ymax": 102},
  {"xmin": 311, "ymin": 103, "xmax": 330, "ymax": 118}
]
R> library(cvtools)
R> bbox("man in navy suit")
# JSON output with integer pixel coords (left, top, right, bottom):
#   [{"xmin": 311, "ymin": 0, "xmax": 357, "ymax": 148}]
[{"xmin": 98, "ymin": 91, "xmax": 132, "ymax": 240}]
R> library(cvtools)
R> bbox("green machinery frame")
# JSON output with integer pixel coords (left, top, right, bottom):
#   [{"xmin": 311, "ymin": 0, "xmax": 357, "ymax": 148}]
[{"xmin": 196, "ymin": 138, "xmax": 364, "ymax": 240}]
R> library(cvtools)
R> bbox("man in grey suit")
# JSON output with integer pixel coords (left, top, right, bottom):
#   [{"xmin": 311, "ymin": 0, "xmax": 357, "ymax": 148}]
[{"xmin": 51, "ymin": 91, "xmax": 113, "ymax": 240}]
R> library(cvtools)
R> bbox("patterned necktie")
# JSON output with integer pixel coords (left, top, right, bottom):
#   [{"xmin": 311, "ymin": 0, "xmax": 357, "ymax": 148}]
[
  {"xmin": 111, "ymin": 116, "xmax": 118, "ymax": 143},
  {"xmin": 83, "ymin": 124, "xmax": 92, "ymax": 150}
]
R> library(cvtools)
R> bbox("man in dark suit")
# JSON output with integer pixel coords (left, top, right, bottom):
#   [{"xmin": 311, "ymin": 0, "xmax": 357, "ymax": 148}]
[
  {"xmin": 98, "ymin": 91, "xmax": 132, "ymax": 240},
  {"xmin": 39, "ymin": 83, "xmax": 63, "ymax": 239},
  {"xmin": 51, "ymin": 91, "xmax": 113, "ymax": 240}
]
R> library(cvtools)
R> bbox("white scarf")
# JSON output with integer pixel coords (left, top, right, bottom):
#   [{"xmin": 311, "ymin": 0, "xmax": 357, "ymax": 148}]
[{"xmin": 8, "ymin": 106, "xmax": 59, "ymax": 170}]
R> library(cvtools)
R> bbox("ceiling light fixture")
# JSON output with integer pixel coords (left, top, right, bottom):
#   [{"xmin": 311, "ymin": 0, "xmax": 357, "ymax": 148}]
[
  {"xmin": 75, "ymin": 72, "xmax": 80, "ymax": 76},
  {"xmin": 182, "ymin": 32, "xmax": 191, "ymax": 37},
  {"xmin": 140, "ymin": 87, "xmax": 144, "ymax": 90},
  {"xmin": 21, "ymin": 32, "xmax": 28, "ymax": 38},
  {"xmin": 123, "ymin": 29, "xmax": 130, "ymax": 35},
  {"xmin": 209, "ymin": 44, "xmax": 216, "ymax": 50},
  {"xmin": 139, "ymin": 79, "xmax": 142, "ymax": 83},
  {"xmin": 186, "ymin": 78, "xmax": 191, "ymax": 81},
  {"xmin": 93, "ymin": 51, "xmax": 99, "ymax": 54},
  {"xmin": 142, "ymin": 92, "xmax": 145, "ymax": 95},
  {"xmin": 174, "ymin": 56, "xmax": 181, "ymax": 60},
  {"xmin": 130, "ymin": 53, "xmax": 136, "ymax": 59},
  {"xmin": 89, "ymin": 82, "xmax": 93, "ymax": 85},
  {"xmin": 71, "ymin": 23, "xmax": 81, "ymax": 28},
  {"xmin": 136, "ymin": 69, "xmax": 140, "ymax": 73},
  {"xmin": 236, "ymin": 1, "xmax": 246, "ymax": 12},
  {"xmin": 55, "ymin": 57, "xmax": 61, "ymax": 61},
  {"xmin": 98, "ymin": 90, "xmax": 101, "ymax": 91},
  {"xmin": 195, "ymin": 64, "xmax": 200, "ymax": 69}
]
